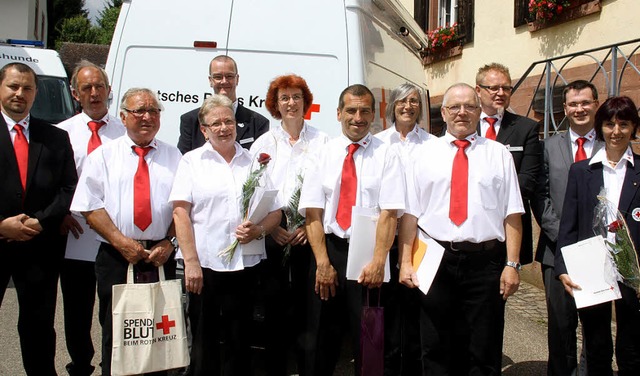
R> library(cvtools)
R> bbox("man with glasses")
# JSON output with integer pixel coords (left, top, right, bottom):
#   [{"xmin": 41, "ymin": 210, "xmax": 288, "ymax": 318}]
[
  {"xmin": 532, "ymin": 80, "xmax": 600, "ymax": 376},
  {"xmin": 71, "ymin": 88, "xmax": 182, "ymax": 376},
  {"xmin": 475, "ymin": 63, "xmax": 542, "ymax": 267},
  {"xmin": 399, "ymin": 83, "xmax": 524, "ymax": 375},
  {"xmin": 178, "ymin": 55, "xmax": 269, "ymax": 153}
]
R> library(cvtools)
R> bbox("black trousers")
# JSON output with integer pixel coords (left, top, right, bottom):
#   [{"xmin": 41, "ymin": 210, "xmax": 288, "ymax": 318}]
[
  {"xmin": 187, "ymin": 265, "xmax": 259, "ymax": 376},
  {"xmin": 0, "ymin": 236, "xmax": 64, "ymax": 376},
  {"xmin": 419, "ymin": 242, "xmax": 506, "ymax": 376},
  {"xmin": 542, "ymin": 264, "xmax": 582, "ymax": 376},
  {"xmin": 60, "ymin": 258, "xmax": 97, "ymax": 376},
  {"xmin": 307, "ymin": 234, "xmax": 366, "ymax": 376},
  {"xmin": 262, "ymin": 231, "xmax": 312, "ymax": 376},
  {"xmin": 95, "ymin": 242, "xmax": 176, "ymax": 376}
]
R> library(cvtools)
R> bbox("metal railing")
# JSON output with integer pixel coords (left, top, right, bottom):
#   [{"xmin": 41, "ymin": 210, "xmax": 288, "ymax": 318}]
[{"xmin": 512, "ymin": 38, "xmax": 640, "ymax": 138}]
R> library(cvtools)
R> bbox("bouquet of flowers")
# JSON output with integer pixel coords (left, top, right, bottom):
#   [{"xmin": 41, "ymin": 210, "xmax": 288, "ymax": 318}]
[
  {"xmin": 528, "ymin": 0, "xmax": 571, "ymax": 22},
  {"xmin": 426, "ymin": 23, "xmax": 458, "ymax": 55},
  {"xmin": 593, "ymin": 191, "xmax": 640, "ymax": 294},
  {"xmin": 218, "ymin": 153, "xmax": 271, "ymax": 263},
  {"xmin": 282, "ymin": 174, "xmax": 305, "ymax": 265}
]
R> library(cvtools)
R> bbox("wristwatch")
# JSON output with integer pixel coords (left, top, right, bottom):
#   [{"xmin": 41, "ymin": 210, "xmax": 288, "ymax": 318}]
[
  {"xmin": 256, "ymin": 225, "xmax": 266, "ymax": 240},
  {"xmin": 164, "ymin": 236, "xmax": 178, "ymax": 249},
  {"xmin": 505, "ymin": 261, "xmax": 522, "ymax": 271}
]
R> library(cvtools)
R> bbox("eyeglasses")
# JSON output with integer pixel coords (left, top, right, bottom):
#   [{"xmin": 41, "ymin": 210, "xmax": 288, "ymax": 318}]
[
  {"xmin": 478, "ymin": 84, "xmax": 513, "ymax": 94},
  {"xmin": 443, "ymin": 104, "xmax": 479, "ymax": 114},
  {"xmin": 202, "ymin": 119, "xmax": 236, "ymax": 128},
  {"xmin": 397, "ymin": 98, "xmax": 420, "ymax": 107},
  {"xmin": 565, "ymin": 100, "xmax": 596, "ymax": 109},
  {"xmin": 279, "ymin": 94, "xmax": 303, "ymax": 103},
  {"xmin": 123, "ymin": 108, "xmax": 161, "ymax": 117},
  {"xmin": 209, "ymin": 74, "xmax": 237, "ymax": 82}
]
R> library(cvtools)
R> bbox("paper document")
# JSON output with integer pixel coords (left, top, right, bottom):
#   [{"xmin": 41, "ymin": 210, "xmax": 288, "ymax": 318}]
[
  {"xmin": 561, "ymin": 235, "xmax": 621, "ymax": 308},
  {"xmin": 346, "ymin": 207, "xmax": 390, "ymax": 282},
  {"xmin": 244, "ymin": 188, "xmax": 278, "ymax": 256},
  {"xmin": 412, "ymin": 228, "xmax": 445, "ymax": 295}
]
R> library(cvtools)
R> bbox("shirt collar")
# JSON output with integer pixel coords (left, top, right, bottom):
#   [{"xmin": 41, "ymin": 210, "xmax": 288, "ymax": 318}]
[
  {"xmin": 80, "ymin": 111, "xmax": 110, "ymax": 125},
  {"xmin": 275, "ymin": 121, "xmax": 309, "ymax": 142},
  {"xmin": 443, "ymin": 130, "xmax": 479, "ymax": 145},
  {"xmin": 391, "ymin": 123, "xmax": 421, "ymax": 142},
  {"xmin": 569, "ymin": 127, "xmax": 596, "ymax": 143},
  {"xmin": 3, "ymin": 112, "xmax": 30, "ymax": 131},
  {"xmin": 480, "ymin": 112, "xmax": 502, "ymax": 122},
  {"xmin": 126, "ymin": 135, "xmax": 158, "ymax": 150},
  {"xmin": 590, "ymin": 146, "xmax": 634, "ymax": 167},
  {"xmin": 340, "ymin": 132, "xmax": 373, "ymax": 150}
]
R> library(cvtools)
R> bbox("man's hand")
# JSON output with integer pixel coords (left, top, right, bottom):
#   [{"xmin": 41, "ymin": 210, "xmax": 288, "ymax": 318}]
[
  {"xmin": 288, "ymin": 227, "xmax": 308, "ymax": 246},
  {"xmin": 184, "ymin": 259, "xmax": 203, "ymax": 294},
  {"xmin": 59, "ymin": 214, "xmax": 83, "ymax": 238},
  {"xmin": 235, "ymin": 220, "xmax": 261, "ymax": 244},
  {"xmin": 315, "ymin": 261, "xmax": 338, "ymax": 300},
  {"xmin": 500, "ymin": 266, "xmax": 520, "ymax": 300},
  {"xmin": 114, "ymin": 237, "xmax": 148, "ymax": 264},
  {"xmin": 559, "ymin": 273, "xmax": 580, "ymax": 297},
  {"xmin": 358, "ymin": 259, "xmax": 385, "ymax": 288},
  {"xmin": 270, "ymin": 226, "xmax": 291, "ymax": 246},
  {"xmin": 147, "ymin": 239, "xmax": 174, "ymax": 266},
  {"xmin": 0, "ymin": 214, "xmax": 40, "ymax": 241},
  {"xmin": 399, "ymin": 262, "xmax": 420, "ymax": 289}
]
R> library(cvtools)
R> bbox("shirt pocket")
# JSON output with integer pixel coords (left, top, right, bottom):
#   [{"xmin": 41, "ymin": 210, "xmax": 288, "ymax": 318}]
[
  {"xmin": 478, "ymin": 175, "xmax": 503, "ymax": 210},
  {"xmin": 360, "ymin": 175, "xmax": 381, "ymax": 208}
]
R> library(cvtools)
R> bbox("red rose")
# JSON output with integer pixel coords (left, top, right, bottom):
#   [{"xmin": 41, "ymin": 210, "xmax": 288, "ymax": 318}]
[
  {"xmin": 608, "ymin": 220, "xmax": 622, "ymax": 233},
  {"xmin": 258, "ymin": 153, "xmax": 271, "ymax": 165}
]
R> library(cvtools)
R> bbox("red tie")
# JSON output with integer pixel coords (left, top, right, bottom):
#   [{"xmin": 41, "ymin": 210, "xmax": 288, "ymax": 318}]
[
  {"xmin": 336, "ymin": 143, "xmax": 360, "ymax": 230},
  {"xmin": 87, "ymin": 120, "xmax": 105, "ymax": 154},
  {"xmin": 133, "ymin": 146, "xmax": 152, "ymax": 231},
  {"xmin": 450, "ymin": 140, "xmax": 470, "ymax": 226},
  {"xmin": 485, "ymin": 117, "xmax": 497, "ymax": 140},
  {"xmin": 13, "ymin": 125, "xmax": 29, "ymax": 191},
  {"xmin": 575, "ymin": 137, "xmax": 587, "ymax": 162}
]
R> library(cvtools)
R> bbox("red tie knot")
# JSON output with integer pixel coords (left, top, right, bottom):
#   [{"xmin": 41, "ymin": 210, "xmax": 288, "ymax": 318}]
[
  {"xmin": 133, "ymin": 145, "xmax": 152, "ymax": 158},
  {"xmin": 347, "ymin": 143, "xmax": 360, "ymax": 155},
  {"xmin": 13, "ymin": 124, "xmax": 25, "ymax": 133},
  {"xmin": 88, "ymin": 120, "xmax": 105, "ymax": 132},
  {"xmin": 576, "ymin": 137, "xmax": 587, "ymax": 147},
  {"xmin": 485, "ymin": 117, "xmax": 497, "ymax": 127},
  {"xmin": 453, "ymin": 139, "xmax": 470, "ymax": 150}
]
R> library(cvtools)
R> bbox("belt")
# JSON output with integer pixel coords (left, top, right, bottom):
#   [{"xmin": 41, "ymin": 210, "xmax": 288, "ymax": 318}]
[{"xmin": 436, "ymin": 239, "xmax": 499, "ymax": 252}]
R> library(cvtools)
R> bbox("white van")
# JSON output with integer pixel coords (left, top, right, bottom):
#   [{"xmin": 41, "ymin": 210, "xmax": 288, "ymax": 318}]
[
  {"xmin": 0, "ymin": 40, "xmax": 75, "ymax": 125},
  {"xmin": 105, "ymin": 0, "xmax": 430, "ymax": 143}
]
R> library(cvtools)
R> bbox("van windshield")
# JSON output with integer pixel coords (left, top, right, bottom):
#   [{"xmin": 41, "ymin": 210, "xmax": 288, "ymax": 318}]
[{"xmin": 31, "ymin": 76, "xmax": 75, "ymax": 125}]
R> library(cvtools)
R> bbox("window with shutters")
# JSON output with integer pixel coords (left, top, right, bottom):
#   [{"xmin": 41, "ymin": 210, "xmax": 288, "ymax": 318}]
[{"xmin": 414, "ymin": 0, "xmax": 473, "ymax": 63}]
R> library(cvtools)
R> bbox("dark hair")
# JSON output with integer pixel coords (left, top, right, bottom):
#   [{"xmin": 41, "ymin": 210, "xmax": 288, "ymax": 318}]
[
  {"xmin": 338, "ymin": 84, "xmax": 375, "ymax": 112},
  {"xmin": 594, "ymin": 96, "xmax": 640, "ymax": 141},
  {"xmin": 563, "ymin": 80, "xmax": 598, "ymax": 102},
  {"xmin": 264, "ymin": 74, "xmax": 313, "ymax": 119},
  {"xmin": 0, "ymin": 62, "xmax": 38, "ymax": 86}
]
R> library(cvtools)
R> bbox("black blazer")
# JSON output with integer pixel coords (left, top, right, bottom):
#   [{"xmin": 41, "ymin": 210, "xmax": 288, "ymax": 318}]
[
  {"xmin": 0, "ymin": 116, "xmax": 77, "ymax": 255},
  {"xmin": 479, "ymin": 111, "xmax": 542, "ymax": 264},
  {"xmin": 177, "ymin": 103, "xmax": 270, "ymax": 153},
  {"xmin": 556, "ymin": 154, "xmax": 640, "ymax": 277}
]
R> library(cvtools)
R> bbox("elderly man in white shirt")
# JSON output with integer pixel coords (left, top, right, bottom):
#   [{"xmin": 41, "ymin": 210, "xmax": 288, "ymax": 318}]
[
  {"xmin": 299, "ymin": 84, "xmax": 405, "ymax": 376},
  {"xmin": 71, "ymin": 88, "xmax": 182, "ymax": 376},
  {"xmin": 56, "ymin": 60, "xmax": 125, "ymax": 376},
  {"xmin": 398, "ymin": 83, "xmax": 524, "ymax": 376},
  {"xmin": 171, "ymin": 94, "xmax": 282, "ymax": 375}
]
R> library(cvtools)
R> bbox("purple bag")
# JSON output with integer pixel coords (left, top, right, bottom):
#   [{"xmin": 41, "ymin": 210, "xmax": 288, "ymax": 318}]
[{"xmin": 360, "ymin": 289, "xmax": 384, "ymax": 376}]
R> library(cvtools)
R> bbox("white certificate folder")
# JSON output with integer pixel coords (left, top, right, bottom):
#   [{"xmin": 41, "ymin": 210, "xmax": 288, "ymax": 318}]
[
  {"xmin": 560, "ymin": 235, "xmax": 621, "ymax": 309},
  {"xmin": 346, "ymin": 207, "xmax": 391, "ymax": 282}
]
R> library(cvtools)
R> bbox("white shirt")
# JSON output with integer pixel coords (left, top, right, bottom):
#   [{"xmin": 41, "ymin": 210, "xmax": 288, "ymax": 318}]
[
  {"xmin": 71, "ymin": 135, "xmax": 182, "ymax": 241},
  {"xmin": 374, "ymin": 123, "xmax": 433, "ymax": 166},
  {"xmin": 569, "ymin": 128, "xmax": 596, "ymax": 162},
  {"xmin": 479, "ymin": 112, "xmax": 504, "ymax": 138},
  {"xmin": 590, "ymin": 146, "xmax": 634, "ymax": 231},
  {"xmin": 299, "ymin": 133, "xmax": 406, "ymax": 238},
  {"xmin": 169, "ymin": 142, "xmax": 282, "ymax": 272},
  {"xmin": 249, "ymin": 121, "xmax": 329, "ymax": 205},
  {"xmin": 57, "ymin": 112, "xmax": 126, "ymax": 261},
  {"xmin": 406, "ymin": 132, "xmax": 524, "ymax": 243},
  {"xmin": 3, "ymin": 113, "xmax": 30, "ymax": 142}
]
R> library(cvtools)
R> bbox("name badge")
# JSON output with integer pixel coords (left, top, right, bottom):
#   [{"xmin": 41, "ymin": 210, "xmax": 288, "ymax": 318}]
[
  {"xmin": 507, "ymin": 145, "xmax": 524, "ymax": 152},
  {"xmin": 239, "ymin": 137, "xmax": 255, "ymax": 145}
]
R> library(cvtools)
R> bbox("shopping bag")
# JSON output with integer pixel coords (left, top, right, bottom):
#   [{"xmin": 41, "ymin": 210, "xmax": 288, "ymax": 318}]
[
  {"xmin": 111, "ymin": 264, "xmax": 190, "ymax": 375},
  {"xmin": 360, "ymin": 288, "xmax": 384, "ymax": 376}
]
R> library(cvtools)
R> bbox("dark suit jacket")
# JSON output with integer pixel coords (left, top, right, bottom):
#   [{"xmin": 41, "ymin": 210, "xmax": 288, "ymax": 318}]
[
  {"xmin": 556, "ymin": 154, "xmax": 640, "ymax": 277},
  {"xmin": 0, "ymin": 116, "xmax": 77, "ymax": 256},
  {"xmin": 479, "ymin": 111, "xmax": 542, "ymax": 264},
  {"xmin": 177, "ymin": 103, "xmax": 270, "ymax": 153},
  {"xmin": 532, "ymin": 132, "xmax": 603, "ymax": 266}
]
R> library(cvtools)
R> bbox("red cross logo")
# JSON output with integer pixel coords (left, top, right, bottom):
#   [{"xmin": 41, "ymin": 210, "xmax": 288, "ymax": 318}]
[
  {"xmin": 304, "ymin": 103, "xmax": 320, "ymax": 120},
  {"xmin": 156, "ymin": 315, "xmax": 176, "ymax": 335},
  {"xmin": 634, "ymin": 210, "xmax": 640, "ymax": 220}
]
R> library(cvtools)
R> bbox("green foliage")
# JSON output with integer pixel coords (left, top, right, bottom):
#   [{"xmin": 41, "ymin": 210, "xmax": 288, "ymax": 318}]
[
  {"xmin": 95, "ymin": 6, "xmax": 121, "ymax": 44},
  {"xmin": 55, "ymin": 15, "xmax": 97, "ymax": 49},
  {"xmin": 53, "ymin": 1, "xmax": 122, "ymax": 49}
]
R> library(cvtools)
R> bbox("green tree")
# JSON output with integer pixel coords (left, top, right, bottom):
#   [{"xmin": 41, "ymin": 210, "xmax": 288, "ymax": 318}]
[
  {"xmin": 95, "ymin": 6, "xmax": 121, "ymax": 44},
  {"xmin": 48, "ymin": 0, "xmax": 87, "ymax": 47},
  {"xmin": 55, "ymin": 14, "xmax": 97, "ymax": 49}
]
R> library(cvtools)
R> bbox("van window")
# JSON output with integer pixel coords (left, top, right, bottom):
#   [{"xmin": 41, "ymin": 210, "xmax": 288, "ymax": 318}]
[{"xmin": 31, "ymin": 76, "xmax": 75, "ymax": 125}]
